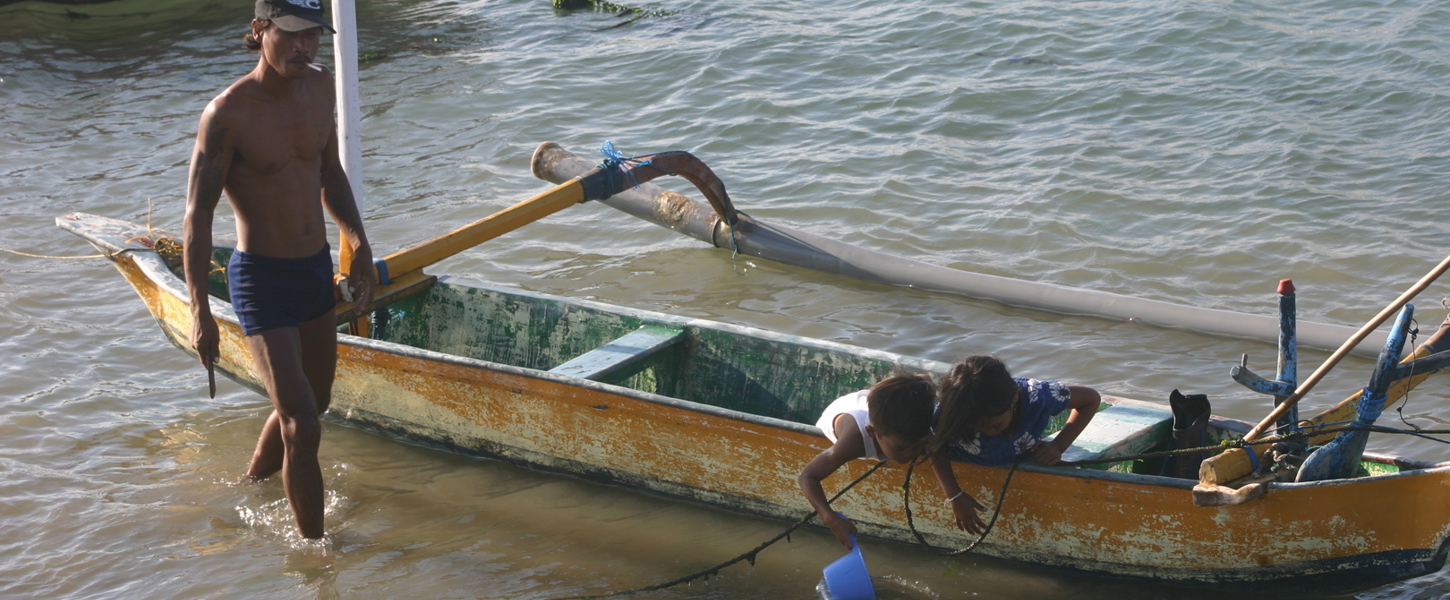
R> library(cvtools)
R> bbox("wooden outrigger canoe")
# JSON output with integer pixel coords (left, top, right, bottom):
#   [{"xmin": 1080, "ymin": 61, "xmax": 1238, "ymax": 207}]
[{"xmin": 58, "ymin": 195, "xmax": 1450, "ymax": 595}]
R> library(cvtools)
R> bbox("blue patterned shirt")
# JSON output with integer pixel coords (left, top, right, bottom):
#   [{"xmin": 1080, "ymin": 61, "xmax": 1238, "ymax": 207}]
[{"xmin": 949, "ymin": 378, "xmax": 1072, "ymax": 466}]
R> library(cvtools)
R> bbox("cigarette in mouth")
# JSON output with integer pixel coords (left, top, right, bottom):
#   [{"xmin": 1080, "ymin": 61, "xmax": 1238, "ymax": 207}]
[{"xmin": 308, "ymin": 63, "xmax": 324, "ymax": 71}]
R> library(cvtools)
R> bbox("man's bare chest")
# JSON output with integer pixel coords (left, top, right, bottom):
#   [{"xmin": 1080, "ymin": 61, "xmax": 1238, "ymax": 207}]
[{"xmin": 231, "ymin": 108, "xmax": 333, "ymax": 177}]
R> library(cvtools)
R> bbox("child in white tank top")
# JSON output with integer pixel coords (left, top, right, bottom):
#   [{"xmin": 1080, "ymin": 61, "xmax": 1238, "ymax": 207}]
[{"xmin": 797, "ymin": 374, "xmax": 936, "ymax": 549}]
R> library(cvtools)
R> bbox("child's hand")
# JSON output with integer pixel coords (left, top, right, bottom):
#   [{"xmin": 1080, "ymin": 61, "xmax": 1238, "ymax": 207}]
[
  {"xmin": 1031, "ymin": 439, "xmax": 1066, "ymax": 465},
  {"xmin": 949, "ymin": 492, "xmax": 988, "ymax": 535},
  {"xmin": 824, "ymin": 511, "xmax": 859, "ymax": 549}
]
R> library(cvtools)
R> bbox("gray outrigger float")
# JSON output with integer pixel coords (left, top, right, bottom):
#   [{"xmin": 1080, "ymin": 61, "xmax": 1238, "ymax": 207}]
[{"xmin": 530, "ymin": 142, "xmax": 1391, "ymax": 358}]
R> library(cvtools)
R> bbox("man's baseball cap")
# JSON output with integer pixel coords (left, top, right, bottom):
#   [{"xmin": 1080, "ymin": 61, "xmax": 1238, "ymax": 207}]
[{"xmin": 255, "ymin": 0, "xmax": 336, "ymax": 33}]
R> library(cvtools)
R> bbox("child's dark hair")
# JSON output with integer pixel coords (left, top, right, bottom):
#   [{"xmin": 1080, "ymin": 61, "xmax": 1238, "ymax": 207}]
[
  {"xmin": 866, "ymin": 374, "xmax": 936, "ymax": 442},
  {"xmin": 931, "ymin": 355, "xmax": 1016, "ymax": 452}
]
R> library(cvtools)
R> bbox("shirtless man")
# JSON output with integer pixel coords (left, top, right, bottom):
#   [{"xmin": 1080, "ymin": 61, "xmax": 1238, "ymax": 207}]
[{"xmin": 183, "ymin": 0, "xmax": 376, "ymax": 539}]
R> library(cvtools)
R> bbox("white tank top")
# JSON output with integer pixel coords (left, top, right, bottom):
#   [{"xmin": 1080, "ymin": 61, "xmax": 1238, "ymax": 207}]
[{"xmin": 815, "ymin": 390, "xmax": 883, "ymax": 460}]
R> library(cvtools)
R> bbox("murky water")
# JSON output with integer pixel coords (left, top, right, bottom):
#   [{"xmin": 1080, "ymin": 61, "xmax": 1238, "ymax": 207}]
[{"xmin": 3, "ymin": 0, "xmax": 1450, "ymax": 597}]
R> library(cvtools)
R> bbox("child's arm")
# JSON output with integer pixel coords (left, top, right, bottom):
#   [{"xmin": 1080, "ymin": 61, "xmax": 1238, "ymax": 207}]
[
  {"xmin": 931, "ymin": 450, "xmax": 988, "ymax": 535},
  {"xmin": 798, "ymin": 414, "xmax": 867, "ymax": 549},
  {"xmin": 1032, "ymin": 385, "xmax": 1101, "ymax": 465}
]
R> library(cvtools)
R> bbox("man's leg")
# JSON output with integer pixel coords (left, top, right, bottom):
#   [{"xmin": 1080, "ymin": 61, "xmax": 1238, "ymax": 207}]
[
  {"xmin": 246, "ymin": 413, "xmax": 284, "ymax": 480},
  {"xmin": 246, "ymin": 311, "xmax": 337, "ymax": 481},
  {"xmin": 297, "ymin": 310, "xmax": 338, "ymax": 415},
  {"xmin": 244, "ymin": 319, "xmax": 331, "ymax": 539}
]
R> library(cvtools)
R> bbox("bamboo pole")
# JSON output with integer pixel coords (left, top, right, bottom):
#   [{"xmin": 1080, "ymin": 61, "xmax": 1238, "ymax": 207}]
[
  {"xmin": 377, "ymin": 178, "xmax": 587, "ymax": 278},
  {"xmin": 331, "ymin": 178, "xmax": 590, "ymax": 323},
  {"xmin": 335, "ymin": 144, "xmax": 729, "ymax": 321}
]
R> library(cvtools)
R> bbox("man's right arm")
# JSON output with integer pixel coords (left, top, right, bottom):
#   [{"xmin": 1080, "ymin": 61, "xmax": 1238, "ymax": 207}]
[{"xmin": 183, "ymin": 101, "xmax": 235, "ymax": 382}]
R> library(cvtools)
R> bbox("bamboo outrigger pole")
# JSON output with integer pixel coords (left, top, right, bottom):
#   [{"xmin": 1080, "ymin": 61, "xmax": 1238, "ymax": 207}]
[{"xmin": 334, "ymin": 145, "xmax": 736, "ymax": 322}]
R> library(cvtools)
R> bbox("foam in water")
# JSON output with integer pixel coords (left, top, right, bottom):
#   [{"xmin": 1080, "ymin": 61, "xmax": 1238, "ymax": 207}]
[{"xmin": 817, "ymin": 575, "xmax": 944, "ymax": 600}]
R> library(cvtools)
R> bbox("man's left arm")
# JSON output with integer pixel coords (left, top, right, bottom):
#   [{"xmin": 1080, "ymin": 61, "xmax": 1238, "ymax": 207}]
[{"xmin": 319, "ymin": 126, "xmax": 376, "ymax": 308}]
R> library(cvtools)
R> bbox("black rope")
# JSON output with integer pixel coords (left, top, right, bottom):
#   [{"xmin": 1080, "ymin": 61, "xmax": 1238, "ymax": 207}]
[
  {"xmin": 547, "ymin": 459, "xmax": 890, "ymax": 600},
  {"xmin": 544, "ymin": 422, "xmax": 1450, "ymax": 599},
  {"xmin": 1059, "ymin": 424, "xmax": 1450, "ymax": 468},
  {"xmin": 901, "ymin": 457, "xmax": 1023, "ymax": 556},
  {"xmin": 1398, "ymin": 322, "xmax": 1424, "ymax": 432}
]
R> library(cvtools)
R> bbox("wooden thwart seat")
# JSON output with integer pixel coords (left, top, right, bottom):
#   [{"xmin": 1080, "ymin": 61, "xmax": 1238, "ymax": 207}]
[
  {"xmin": 548, "ymin": 325, "xmax": 686, "ymax": 382},
  {"xmin": 1058, "ymin": 398, "xmax": 1175, "ymax": 471}
]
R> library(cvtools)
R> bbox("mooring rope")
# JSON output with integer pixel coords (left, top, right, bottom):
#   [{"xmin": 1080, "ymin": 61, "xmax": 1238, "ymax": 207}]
[
  {"xmin": 547, "ymin": 459, "xmax": 889, "ymax": 600},
  {"xmin": 1397, "ymin": 322, "xmax": 1423, "ymax": 432},
  {"xmin": 7, "ymin": 233, "xmax": 223, "ymax": 280},
  {"xmin": 724, "ymin": 212, "xmax": 745, "ymax": 277},
  {"xmin": 10, "ymin": 199, "xmax": 183, "ymax": 263},
  {"xmin": 1060, "ymin": 423, "xmax": 1450, "ymax": 469},
  {"xmin": 0, "ymin": 246, "xmax": 107, "ymax": 260}
]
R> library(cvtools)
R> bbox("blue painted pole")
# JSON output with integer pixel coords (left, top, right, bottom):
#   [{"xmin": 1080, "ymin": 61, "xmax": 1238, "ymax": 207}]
[
  {"xmin": 1275, "ymin": 279, "xmax": 1299, "ymax": 434},
  {"xmin": 1228, "ymin": 279, "xmax": 1301, "ymax": 439},
  {"xmin": 1295, "ymin": 304, "xmax": 1415, "ymax": 482}
]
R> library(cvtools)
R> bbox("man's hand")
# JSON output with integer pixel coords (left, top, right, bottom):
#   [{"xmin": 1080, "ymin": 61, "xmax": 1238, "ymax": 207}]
[
  {"xmin": 823, "ymin": 511, "xmax": 859, "ymax": 549},
  {"xmin": 346, "ymin": 243, "xmax": 377, "ymax": 309},
  {"xmin": 949, "ymin": 492, "xmax": 988, "ymax": 535},
  {"xmin": 190, "ymin": 313, "xmax": 220, "ymax": 398}
]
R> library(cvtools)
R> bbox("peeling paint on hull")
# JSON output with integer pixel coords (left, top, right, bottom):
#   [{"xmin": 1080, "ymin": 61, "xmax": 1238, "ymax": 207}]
[{"xmin": 59, "ymin": 212, "xmax": 1450, "ymax": 596}]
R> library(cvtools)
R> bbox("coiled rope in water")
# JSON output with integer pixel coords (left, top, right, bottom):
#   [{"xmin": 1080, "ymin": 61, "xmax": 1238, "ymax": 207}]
[{"xmin": 548, "ymin": 460, "xmax": 889, "ymax": 600}]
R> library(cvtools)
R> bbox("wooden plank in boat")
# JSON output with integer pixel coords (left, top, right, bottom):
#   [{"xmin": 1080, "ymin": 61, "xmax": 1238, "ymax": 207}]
[
  {"xmin": 548, "ymin": 325, "xmax": 686, "ymax": 381},
  {"xmin": 1059, "ymin": 398, "xmax": 1173, "ymax": 471}
]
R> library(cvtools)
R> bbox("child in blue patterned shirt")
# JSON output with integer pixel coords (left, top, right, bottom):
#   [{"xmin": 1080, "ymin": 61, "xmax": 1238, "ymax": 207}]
[{"xmin": 929, "ymin": 355, "xmax": 1100, "ymax": 534}]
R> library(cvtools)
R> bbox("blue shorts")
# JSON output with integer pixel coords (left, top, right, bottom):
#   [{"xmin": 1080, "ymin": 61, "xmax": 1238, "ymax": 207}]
[{"xmin": 227, "ymin": 244, "xmax": 337, "ymax": 336}]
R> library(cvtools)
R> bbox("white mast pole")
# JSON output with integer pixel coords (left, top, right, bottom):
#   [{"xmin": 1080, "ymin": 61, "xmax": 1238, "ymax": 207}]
[
  {"xmin": 331, "ymin": 0, "xmax": 369, "ymax": 328},
  {"xmin": 330, "ymin": 0, "xmax": 368, "ymax": 315},
  {"xmin": 331, "ymin": 0, "xmax": 363, "ymax": 210}
]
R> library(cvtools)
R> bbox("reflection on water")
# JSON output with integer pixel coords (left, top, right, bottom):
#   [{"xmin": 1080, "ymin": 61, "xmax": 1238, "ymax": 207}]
[
  {"xmin": 234, "ymin": 488, "xmax": 351, "ymax": 546},
  {"xmin": 3, "ymin": 0, "xmax": 1450, "ymax": 597},
  {"xmin": 816, "ymin": 575, "xmax": 946, "ymax": 600}
]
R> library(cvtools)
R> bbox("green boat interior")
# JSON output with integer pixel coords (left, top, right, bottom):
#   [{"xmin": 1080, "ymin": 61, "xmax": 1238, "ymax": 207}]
[{"xmin": 376, "ymin": 280, "xmax": 894, "ymax": 426}]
